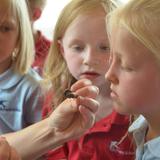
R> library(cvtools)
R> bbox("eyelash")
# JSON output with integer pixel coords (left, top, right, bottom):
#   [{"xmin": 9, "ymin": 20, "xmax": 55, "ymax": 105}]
[
  {"xmin": 99, "ymin": 45, "xmax": 110, "ymax": 51},
  {"xmin": 0, "ymin": 25, "xmax": 12, "ymax": 33},
  {"xmin": 72, "ymin": 46, "xmax": 84, "ymax": 52},
  {"xmin": 121, "ymin": 64, "xmax": 133, "ymax": 72},
  {"xmin": 71, "ymin": 45, "xmax": 110, "ymax": 53}
]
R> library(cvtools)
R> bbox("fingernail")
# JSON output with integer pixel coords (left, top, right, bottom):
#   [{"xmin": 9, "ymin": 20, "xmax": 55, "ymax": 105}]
[
  {"xmin": 0, "ymin": 137, "xmax": 6, "ymax": 140},
  {"xmin": 93, "ymin": 86, "xmax": 99, "ymax": 93},
  {"xmin": 83, "ymin": 79, "xmax": 92, "ymax": 85}
]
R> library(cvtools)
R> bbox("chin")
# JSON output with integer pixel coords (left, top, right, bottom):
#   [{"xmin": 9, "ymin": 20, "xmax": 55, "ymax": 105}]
[{"xmin": 113, "ymin": 103, "xmax": 128, "ymax": 115}]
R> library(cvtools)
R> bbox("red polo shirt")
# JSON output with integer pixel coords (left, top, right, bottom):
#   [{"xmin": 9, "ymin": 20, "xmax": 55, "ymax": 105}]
[
  {"xmin": 32, "ymin": 30, "xmax": 51, "ymax": 74},
  {"xmin": 44, "ymin": 110, "xmax": 135, "ymax": 160}
]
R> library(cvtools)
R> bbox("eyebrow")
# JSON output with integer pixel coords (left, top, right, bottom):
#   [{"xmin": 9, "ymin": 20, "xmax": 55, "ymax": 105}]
[
  {"xmin": 112, "ymin": 50, "xmax": 123, "ymax": 59},
  {"xmin": 67, "ymin": 39, "xmax": 84, "ymax": 48}
]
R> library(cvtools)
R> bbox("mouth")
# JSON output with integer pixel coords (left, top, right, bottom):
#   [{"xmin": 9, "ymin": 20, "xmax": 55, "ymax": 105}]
[
  {"xmin": 110, "ymin": 89, "xmax": 118, "ymax": 100},
  {"xmin": 80, "ymin": 72, "xmax": 100, "ymax": 79}
]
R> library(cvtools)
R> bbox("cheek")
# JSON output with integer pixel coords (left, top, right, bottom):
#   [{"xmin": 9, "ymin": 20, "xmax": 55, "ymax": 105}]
[
  {"xmin": 64, "ymin": 54, "xmax": 82, "ymax": 77},
  {"xmin": 97, "ymin": 55, "xmax": 110, "ymax": 74},
  {"xmin": 118, "ymin": 76, "xmax": 160, "ymax": 114},
  {"xmin": 118, "ymin": 82, "xmax": 143, "ymax": 113}
]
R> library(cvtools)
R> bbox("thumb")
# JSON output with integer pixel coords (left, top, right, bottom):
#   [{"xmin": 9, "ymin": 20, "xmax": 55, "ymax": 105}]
[{"xmin": 48, "ymin": 98, "xmax": 79, "ymax": 130}]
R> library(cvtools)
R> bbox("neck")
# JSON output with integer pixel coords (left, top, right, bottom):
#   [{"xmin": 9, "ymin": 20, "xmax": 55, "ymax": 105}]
[
  {"xmin": 145, "ymin": 113, "xmax": 160, "ymax": 141},
  {"xmin": 0, "ymin": 58, "xmax": 12, "ymax": 74}
]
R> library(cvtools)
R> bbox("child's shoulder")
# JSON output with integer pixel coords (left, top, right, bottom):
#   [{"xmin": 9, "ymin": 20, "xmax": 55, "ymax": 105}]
[
  {"xmin": 7, "ymin": 68, "xmax": 42, "ymax": 93},
  {"xmin": 23, "ymin": 68, "xmax": 42, "ymax": 87},
  {"xmin": 27, "ymin": 68, "xmax": 42, "ymax": 81},
  {"xmin": 36, "ymin": 30, "xmax": 51, "ymax": 46},
  {"xmin": 0, "ymin": 67, "xmax": 42, "ymax": 94}
]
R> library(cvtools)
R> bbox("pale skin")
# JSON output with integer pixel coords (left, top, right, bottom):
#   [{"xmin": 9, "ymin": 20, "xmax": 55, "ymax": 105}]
[
  {"xmin": 59, "ymin": 8, "xmax": 112, "ymax": 121},
  {"xmin": 0, "ymin": 1, "xmax": 19, "ymax": 74},
  {"xmin": 0, "ymin": 137, "xmax": 21, "ymax": 160},
  {"xmin": 105, "ymin": 26, "xmax": 160, "ymax": 141},
  {"xmin": 1, "ymin": 1, "xmax": 99, "ymax": 160},
  {"xmin": 4, "ymin": 79, "xmax": 99, "ymax": 160}
]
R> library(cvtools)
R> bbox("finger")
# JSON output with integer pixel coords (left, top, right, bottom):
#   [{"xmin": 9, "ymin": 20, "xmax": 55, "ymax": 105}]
[
  {"xmin": 0, "ymin": 138, "xmax": 10, "ymax": 160},
  {"xmin": 75, "ymin": 86, "xmax": 99, "ymax": 98},
  {"xmin": 77, "ymin": 97, "xmax": 99, "ymax": 113},
  {"xmin": 48, "ymin": 99, "xmax": 79, "ymax": 130},
  {"xmin": 71, "ymin": 79, "xmax": 92, "ymax": 91},
  {"xmin": 9, "ymin": 147, "xmax": 21, "ymax": 160},
  {"xmin": 79, "ymin": 105, "xmax": 95, "ymax": 129}
]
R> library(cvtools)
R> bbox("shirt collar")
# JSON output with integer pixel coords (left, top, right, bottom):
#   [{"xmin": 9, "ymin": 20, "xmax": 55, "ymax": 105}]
[
  {"xmin": 146, "ymin": 136, "xmax": 160, "ymax": 157},
  {"xmin": 129, "ymin": 116, "xmax": 160, "ymax": 157},
  {"xmin": 128, "ymin": 115, "xmax": 147, "ymax": 133},
  {"xmin": 88, "ymin": 110, "xmax": 130, "ymax": 133},
  {"xmin": 128, "ymin": 115, "xmax": 147, "ymax": 146},
  {"xmin": 0, "ymin": 66, "xmax": 23, "ymax": 90}
]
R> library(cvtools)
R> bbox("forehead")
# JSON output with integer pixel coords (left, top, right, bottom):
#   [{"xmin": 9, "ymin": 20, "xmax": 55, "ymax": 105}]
[
  {"xmin": 111, "ymin": 26, "xmax": 150, "ymax": 55},
  {"xmin": 0, "ymin": 0, "xmax": 17, "ymax": 24},
  {"xmin": 63, "ymin": 9, "xmax": 107, "ymax": 38}
]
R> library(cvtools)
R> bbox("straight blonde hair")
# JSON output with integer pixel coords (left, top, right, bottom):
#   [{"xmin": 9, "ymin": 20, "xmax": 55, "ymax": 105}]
[
  {"xmin": 107, "ymin": 0, "xmax": 160, "ymax": 63},
  {"xmin": 5, "ymin": 0, "xmax": 34, "ymax": 74},
  {"xmin": 43, "ymin": 0, "xmax": 118, "ymax": 107}
]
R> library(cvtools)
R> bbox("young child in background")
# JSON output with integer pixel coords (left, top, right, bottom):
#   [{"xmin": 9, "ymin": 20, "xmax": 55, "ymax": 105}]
[
  {"xmin": 106, "ymin": 0, "xmax": 160, "ymax": 159},
  {"xmin": 27, "ymin": 0, "xmax": 51, "ymax": 74},
  {"xmin": 42, "ymin": 0, "xmax": 135, "ymax": 159},
  {"xmin": 0, "ymin": 0, "xmax": 43, "ymax": 134}
]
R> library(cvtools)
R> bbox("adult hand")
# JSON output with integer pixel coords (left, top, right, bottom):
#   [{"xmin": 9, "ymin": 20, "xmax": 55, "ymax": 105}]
[
  {"xmin": 0, "ymin": 137, "xmax": 21, "ymax": 160},
  {"xmin": 48, "ymin": 79, "xmax": 99, "ymax": 141}
]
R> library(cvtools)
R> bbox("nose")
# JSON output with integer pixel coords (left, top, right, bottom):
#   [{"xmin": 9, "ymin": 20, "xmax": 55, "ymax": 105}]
[
  {"xmin": 83, "ymin": 48, "xmax": 98, "ymax": 65},
  {"xmin": 105, "ymin": 61, "xmax": 119, "ymax": 84}
]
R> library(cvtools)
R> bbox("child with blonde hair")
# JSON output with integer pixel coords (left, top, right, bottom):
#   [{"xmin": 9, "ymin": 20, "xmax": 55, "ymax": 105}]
[
  {"xmin": 27, "ymin": 0, "xmax": 51, "ymax": 74},
  {"xmin": 0, "ymin": 1, "xmax": 99, "ymax": 159},
  {"xmin": 42, "ymin": 0, "xmax": 135, "ymax": 159},
  {"xmin": 106, "ymin": 0, "xmax": 160, "ymax": 159},
  {"xmin": 0, "ymin": 0, "xmax": 43, "ymax": 134}
]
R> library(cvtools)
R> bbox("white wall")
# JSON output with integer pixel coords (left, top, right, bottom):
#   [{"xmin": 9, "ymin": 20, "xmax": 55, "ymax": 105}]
[
  {"xmin": 34, "ymin": 0, "xmax": 129, "ymax": 40},
  {"xmin": 34, "ymin": 0, "xmax": 71, "ymax": 40}
]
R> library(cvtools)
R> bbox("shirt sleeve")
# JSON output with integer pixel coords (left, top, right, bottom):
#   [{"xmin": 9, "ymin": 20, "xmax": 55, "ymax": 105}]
[
  {"xmin": 24, "ymin": 86, "xmax": 44, "ymax": 124},
  {"xmin": 46, "ymin": 145, "xmax": 68, "ymax": 160}
]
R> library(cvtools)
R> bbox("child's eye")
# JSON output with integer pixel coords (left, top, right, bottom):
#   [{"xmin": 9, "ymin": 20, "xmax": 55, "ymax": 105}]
[
  {"xmin": 99, "ymin": 45, "xmax": 110, "ymax": 52},
  {"xmin": 72, "ymin": 45, "xmax": 84, "ymax": 52},
  {"xmin": 0, "ymin": 25, "xmax": 11, "ymax": 33},
  {"xmin": 121, "ymin": 65, "xmax": 133, "ymax": 72}
]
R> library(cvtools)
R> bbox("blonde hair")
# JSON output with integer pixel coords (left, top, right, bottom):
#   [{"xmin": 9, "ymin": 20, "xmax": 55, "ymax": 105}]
[
  {"xmin": 3, "ymin": 0, "xmax": 34, "ymax": 74},
  {"xmin": 107, "ymin": 0, "xmax": 160, "ymax": 63},
  {"xmin": 43, "ymin": 0, "xmax": 118, "ymax": 107}
]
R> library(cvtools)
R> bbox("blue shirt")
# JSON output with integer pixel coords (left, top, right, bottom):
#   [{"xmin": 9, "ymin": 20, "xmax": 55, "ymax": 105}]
[
  {"xmin": 0, "ymin": 67, "xmax": 43, "ymax": 134},
  {"xmin": 129, "ymin": 115, "xmax": 160, "ymax": 160}
]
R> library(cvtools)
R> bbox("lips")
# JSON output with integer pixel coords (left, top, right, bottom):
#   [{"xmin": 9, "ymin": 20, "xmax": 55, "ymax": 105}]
[
  {"xmin": 80, "ymin": 71, "xmax": 100, "ymax": 79},
  {"xmin": 110, "ymin": 88, "xmax": 118, "ymax": 99},
  {"xmin": 110, "ymin": 91, "xmax": 117, "ymax": 98}
]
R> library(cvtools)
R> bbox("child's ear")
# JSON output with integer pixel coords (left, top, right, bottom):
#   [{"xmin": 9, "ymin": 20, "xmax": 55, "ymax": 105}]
[
  {"xmin": 57, "ymin": 40, "xmax": 65, "ymax": 57},
  {"xmin": 32, "ymin": 8, "xmax": 42, "ymax": 21}
]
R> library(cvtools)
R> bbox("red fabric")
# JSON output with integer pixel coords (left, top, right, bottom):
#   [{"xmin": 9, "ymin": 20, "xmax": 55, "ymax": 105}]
[
  {"xmin": 32, "ymin": 31, "xmax": 51, "ymax": 74},
  {"xmin": 43, "ymin": 109, "xmax": 135, "ymax": 160},
  {"xmin": 42, "ymin": 90, "xmax": 53, "ymax": 118}
]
